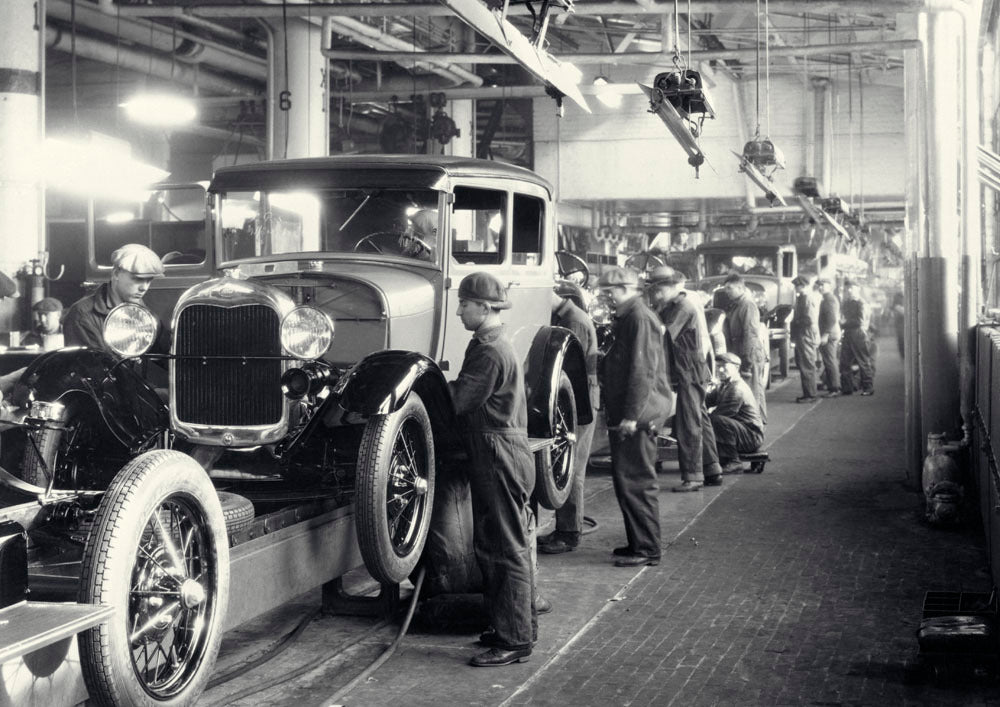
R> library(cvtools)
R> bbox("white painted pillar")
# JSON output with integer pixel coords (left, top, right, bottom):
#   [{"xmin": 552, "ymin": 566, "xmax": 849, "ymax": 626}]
[
  {"xmin": 273, "ymin": 19, "xmax": 328, "ymax": 159},
  {"xmin": 0, "ymin": 0, "xmax": 42, "ymax": 275},
  {"xmin": 446, "ymin": 99, "xmax": 474, "ymax": 158}
]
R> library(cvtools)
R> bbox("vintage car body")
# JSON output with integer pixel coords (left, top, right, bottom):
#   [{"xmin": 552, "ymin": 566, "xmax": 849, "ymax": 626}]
[{"xmin": 0, "ymin": 156, "xmax": 591, "ymax": 707}]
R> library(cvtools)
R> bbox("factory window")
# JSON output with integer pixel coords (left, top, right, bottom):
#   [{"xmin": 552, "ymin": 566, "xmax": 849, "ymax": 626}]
[
  {"xmin": 451, "ymin": 187, "xmax": 506, "ymax": 265},
  {"xmin": 782, "ymin": 251, "xmax": 795, "ymax": 278},
  {"xmin": 512, "ymin": 193, "xmax": 543, "ymax": 266}
]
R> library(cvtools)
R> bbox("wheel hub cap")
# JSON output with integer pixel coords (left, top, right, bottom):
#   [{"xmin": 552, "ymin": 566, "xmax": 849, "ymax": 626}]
[
  {"xmin": 413, "ymin": 477, "xmax": 428, "ymax": 495},
  {"xmin": 180, "ymin": 578, "xmax": 206, "ymax": 609}
]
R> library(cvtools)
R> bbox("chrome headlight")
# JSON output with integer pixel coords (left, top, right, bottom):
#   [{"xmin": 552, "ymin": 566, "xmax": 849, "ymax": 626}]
[
  {"xmin": 103, "ymin": 303, "xmax": 158, "ymax": 357},
  {"xmin": 280, "ymin": 306, "xmax": 334, "ymax": 360}
]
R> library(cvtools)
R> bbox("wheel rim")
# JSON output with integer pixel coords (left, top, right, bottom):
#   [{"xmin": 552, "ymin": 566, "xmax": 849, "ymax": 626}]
[
  {"xmin": 385, "ymin": 418, "xmax": 430, "ymax": 558},
  {"xmin": 128, "ymin": 495, "xmax": 215, "ymax": 698},
  {"xmin": 550, "ymin": 388, "xmax": 576, "ymax": 493}
]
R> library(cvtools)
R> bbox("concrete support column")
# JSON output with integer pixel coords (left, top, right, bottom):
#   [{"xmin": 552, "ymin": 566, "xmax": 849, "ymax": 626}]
[
  {"xmin": 446, "ymin": 99, "xmax": 474, "ymax": 158},
  {"xmin": 0, "ymin": 0, "xmax": 43, "ymax": 335},
  {"xmin": 918, "ymin": 9, "xmax": 962, "ymax": 457},
  {"xmin": 272, "ymin": 19, "xmax": 328, "ymax": 159}
]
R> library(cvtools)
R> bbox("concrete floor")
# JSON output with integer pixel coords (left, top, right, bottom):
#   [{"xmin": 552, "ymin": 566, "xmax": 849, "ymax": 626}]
[{"xmin": 199, "ymin": 340, "xmax": 997, "ymax": 706}]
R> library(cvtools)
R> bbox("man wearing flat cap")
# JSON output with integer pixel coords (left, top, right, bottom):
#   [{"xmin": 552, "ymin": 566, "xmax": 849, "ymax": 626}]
[
  {"xmin": 597, "ymin": 267, "xmax": 673, "ymax": 567},
  {"xmin": 22, "ymin": 297, "xmax": 65, "ymax": 351},
  {"xmin": 707, "ymin": 352, "xmax": 764, "ymax": 473},
  {"xmin": 721, "ymin": 273, "xmax": 768, "ymax": 423},
  {"xmin": 449, "ymin": 271, "xmax": 537, "ymax": 667},
  {"xmin": 790, "ymin": 275, "xmax": 820, "ymax": 402},
  {"xmin": 839, "ymin": 279, "xmax": 875, "ymax": 395},
  {"xmin": 646, "ymin": 266, "xmax": 722, "ymax": 492},
  {"xmin": 815, "ymin": 278, "xmax": 841, "ymax": 397},
  {"xmin": 64, "ymin": 243, "xmax": 168, "ymax": 355}
]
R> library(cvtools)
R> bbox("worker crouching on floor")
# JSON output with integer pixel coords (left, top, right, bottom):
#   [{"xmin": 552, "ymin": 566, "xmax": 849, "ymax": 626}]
[
  {"xmin": 645, "ymin": 266, "xmax": 722, "ymax": 492},
  {"xmin": 708, "ymin": 352, "xmax": 765, "ymax": 474},
  {"xmin": 449, "ymin": 272, "xmax": 537, "ymax": 667},
  {"xmin": 598, "ymin": 267, "xmax": 674, "ymax": 568}
]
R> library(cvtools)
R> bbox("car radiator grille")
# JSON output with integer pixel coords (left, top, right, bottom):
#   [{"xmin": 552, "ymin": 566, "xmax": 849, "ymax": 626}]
[{"xmin": 175, "ymin": 304, "xmax": 283, "ymax": 426}]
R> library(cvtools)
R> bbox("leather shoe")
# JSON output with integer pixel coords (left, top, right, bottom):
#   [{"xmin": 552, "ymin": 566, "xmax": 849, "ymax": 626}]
[
  {"xmin": 535, "ymin": 595, "xmax": 552, "ymax": 614},
  {"xmin": 672, "ymin": 481, "xmax": 703, "ymax": 492},
  {"xmin": 469, "ymin": 646, "xmax": 531, "ymax": 666},
  {"xmin": 480, "ymin": 628, "xmax": 537, "ymax": 646},
  {"xmin": 796, "ymin": 395, "xmax": 818, "ymax": 403},
  {"xmin": 614, "ymin": 554, "xmax": 660, "ymax": 567},
  {"xmin": 704, "ymin": 475, "xmax": 723, "ymax": 487},
  {"xmin": 860, "ymin": 390, "xmax": 874, "ymax": 396},
  {"xmin": 538, "ymin": 537, "xmax": 577, "ymax": 554},
  {"xmin": 721, "ymin": 460, "xmax": 746, "ymax": 475},
  {"xmin": 824, "ymin": 390, "xmax": 841, "ymax": 398},
  {"xmin": 612, "ymin": 545, "xmax": 634, "ymax": 556}
]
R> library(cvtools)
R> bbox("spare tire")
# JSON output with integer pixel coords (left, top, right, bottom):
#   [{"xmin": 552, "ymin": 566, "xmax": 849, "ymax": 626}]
[{"xmin": 218, "ymin": 492, "xmax": 254, "ymax": 535}]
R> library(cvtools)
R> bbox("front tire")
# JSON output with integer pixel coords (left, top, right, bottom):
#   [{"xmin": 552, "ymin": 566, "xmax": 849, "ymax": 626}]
[
  {"xmin": 534, "ymin": 373, "xmax": 577, "ymax": 511},
  {"xmin": 78, "ymin": 450, "xmax": 229, "ymax": 707},
  {"xmin": 356, "ymin": 392, "xmax": 435, "ymax": 585}
]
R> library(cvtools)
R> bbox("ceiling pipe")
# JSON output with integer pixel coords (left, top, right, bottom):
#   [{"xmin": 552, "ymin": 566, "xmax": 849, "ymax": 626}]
[
  {"xmin": 321, "ymin": 39, "xmax": 920, "ymax": 65},
  {"xmin": 117, "ymin": 2, "xmax": 921, "ymax": 18},
  {"xmin": 44, "ymin": 26, "xmax": 260, "ymax": 95},
  {"xmin": 47, "ymin": 0, "xmax": 269, "ymax": 80}
]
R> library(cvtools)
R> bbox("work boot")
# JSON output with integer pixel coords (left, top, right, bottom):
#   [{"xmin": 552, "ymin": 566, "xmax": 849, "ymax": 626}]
[
  {"xmin": 480, "ymin": 627, "xmax": 537, "ymax": 646},
  {"xmin": 721, "ymin": 460, "xmax": 746, "ymax": 475},
  {"xmin": 535, "ymin": 595, "xmax": 553, "ymax": 614},
  {"xmin": 671, "ymin": 481, "xmax": 703, "ymax": 492},
  {"xmin": 538, "ymin": 530, "xmax": 579, "ymax": 554},
  {"xmin": 703, "ymin": 475, "xmax": 723, "ymax": 487}
]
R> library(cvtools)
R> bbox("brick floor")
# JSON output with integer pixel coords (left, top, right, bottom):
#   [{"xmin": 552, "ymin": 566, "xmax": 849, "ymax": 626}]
[{"xmin": 505, "ymin": 345, "xmax": 1000, "ymax": 707}]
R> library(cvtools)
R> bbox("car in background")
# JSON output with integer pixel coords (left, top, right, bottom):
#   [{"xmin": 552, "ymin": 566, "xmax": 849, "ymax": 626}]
[{"xmin": 0, "ymin": 156, "xmax": 592, "ymax": 706}]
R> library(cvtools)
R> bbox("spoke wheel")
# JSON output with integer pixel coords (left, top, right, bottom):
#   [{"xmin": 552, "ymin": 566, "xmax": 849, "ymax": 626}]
[
  {"xmin": 356, "ymin": 392, "xmax": 435, "ymax": 585},
  {"xmin": 78, "ymin": 451, "xmax": 228, "ymax": 707},
  {"xmin": 534, "ymin": 373, "xmax": 578, "ymax": 511}
]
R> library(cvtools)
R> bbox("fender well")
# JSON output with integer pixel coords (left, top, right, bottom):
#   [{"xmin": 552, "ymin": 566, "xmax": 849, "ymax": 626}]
[
  {"xmin": 334, "ymin": 350, "xmax": 457, "ymax": 446},
  {"xmin": 524, "ymin": 326, "xmax": 594, "ymax": 438}
]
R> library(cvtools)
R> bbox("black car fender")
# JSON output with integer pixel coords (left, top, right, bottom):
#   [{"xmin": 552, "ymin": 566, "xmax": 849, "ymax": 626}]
[
  {"xmin": 333, "ymin": 350, "xmax": 457, "ymax": 444},
  {"xmin": 16, "ymin": 348, "xmax": 168, "ymax": 452},
  {"xmin": 524, "ymin": 326, "xmax": 594, "ymax": 438}
]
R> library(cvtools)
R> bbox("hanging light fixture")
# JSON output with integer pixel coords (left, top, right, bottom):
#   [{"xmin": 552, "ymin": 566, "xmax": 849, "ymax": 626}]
[{"xmin": 121, "ymin": 93, "xmax": 198, "ymax": 127}]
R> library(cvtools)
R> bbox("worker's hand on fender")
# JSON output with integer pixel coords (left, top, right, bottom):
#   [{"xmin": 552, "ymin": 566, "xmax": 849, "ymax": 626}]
[{"xmin": 619, "ymin": 419, "xmax": 637, "ymax": 436}]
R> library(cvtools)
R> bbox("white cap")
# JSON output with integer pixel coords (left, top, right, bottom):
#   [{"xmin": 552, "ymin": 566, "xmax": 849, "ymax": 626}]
[{"xmin": 112, "ymin": 244, "xmax": 164, "ymax": 278}]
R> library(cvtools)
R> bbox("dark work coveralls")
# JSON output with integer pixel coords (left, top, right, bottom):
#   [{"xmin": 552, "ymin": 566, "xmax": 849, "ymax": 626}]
[
  {"xmin": 839, "ymin": 297, "xmax": 875, "ymax": 394},
  {"xmin": 552, "ymin": 299, "xmax": 599, "ymax": 539},
  {"xmin": 64, "ymin": 283, "xmax": 170, "ymax": 355},
  {"xmin": 449, "ymin": 324, "xmax": 536, "ymax": 650},
  {"xmin": 791, "ymin": 291, "xmax": 820, "ymax": 399},
  {"xmin": 600, "ymin": 296, "xmax": 674, "ymax": 558},
  {"xmin": 707, "ymin": 376, "xmax": 764, "ymax": 464},
  {"xmin": 723, "ymin": 292, "xmax": 768, "ymax": 424},
  {"xmin": 658, "ymin": 293, "xmax": 720, "ymax": 483},
  {"xmin": 818, "ymin": 291, "xmax": 841, "ymax": 393}
]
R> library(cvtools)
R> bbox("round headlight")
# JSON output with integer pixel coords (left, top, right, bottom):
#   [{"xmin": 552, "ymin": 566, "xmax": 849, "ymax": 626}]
[
  {"xmin": 103, "ymin": 303, "xmax": 158, "ymax": 357},
  {"xmin": 281, "ymin": 307, "xmax": 334, "ymax": 360}
]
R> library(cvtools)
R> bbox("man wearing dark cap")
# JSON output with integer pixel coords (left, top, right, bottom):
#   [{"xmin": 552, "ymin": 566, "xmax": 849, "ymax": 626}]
[
  {"xmin": 538, "ymin": 281, "xmax": 599, "ymax": 554},
  {"xmin": 708, "ymin": 352, "xmax": 765, "ymax": 473},
  {"xmin": 597, "ymin": 267, "xmax": 673, "ymax": 566},
  {"xmin": 815, "ymin": 278, "xmax": 841, "ymax": 397},
  {"xmin": 63, "ymin": 243, "xmax": 169, "ymax": 355},
  {"xmin": 449, "ymin": 271, "xmax": 536, "ymax": 667},
  {"xmin": 839, "ymin": 279, "xmax": 874, "ymax": 395},
  {"xmin": 790, "ymin": 275, "xmax": 820, "ymax": 402},
  {"xmin": 22, "ymin": 297, "xmax": 64, "ymax": 350},
  {"xmin": 722, "ymin": 273, "xmax": 768, "ymax": 423},
  {"xmin": 646, "ymin": 266, "xmax": 722, "ymax": 491}
]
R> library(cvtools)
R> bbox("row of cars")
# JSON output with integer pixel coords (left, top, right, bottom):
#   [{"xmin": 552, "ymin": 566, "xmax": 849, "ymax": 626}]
[{"xmin": 0, "ymin": 156, "xmax": 593, "ymax": 706}]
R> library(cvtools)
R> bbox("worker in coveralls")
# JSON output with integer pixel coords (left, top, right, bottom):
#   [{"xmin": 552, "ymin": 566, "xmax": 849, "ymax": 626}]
[
  {"xmin": 597, "ymin": 267, "xmax": 674, "ymax": 567},
  {"xmin": 721, "ymin": 273, "xmax": 768, "ymax": 424},
  {"xmin": 538, "ymin": 280, "xmax": 600, "ymax": 555},
  {"xmin": 839, "ymin": 279, "xmax": 875, "ymax": 396},
  {"xmin": 645, "ymin": 266, "xmax": 722, "ymax": 492},
  {"xmin": 815, "ymin": 278, "xmax": 842, "ymax": 397},
  {"xmin": 790, "ymin": 275, "xmax": 820, "ymax": 403},
  {"xmin": 449, "ymin": 272, "xmax": 537, "ymax": 667}
]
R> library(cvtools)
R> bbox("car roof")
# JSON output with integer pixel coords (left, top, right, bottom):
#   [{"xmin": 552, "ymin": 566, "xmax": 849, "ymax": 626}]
[{"xmin": 210, "ymin": 155, "xmax": 553, "ymax": 196}]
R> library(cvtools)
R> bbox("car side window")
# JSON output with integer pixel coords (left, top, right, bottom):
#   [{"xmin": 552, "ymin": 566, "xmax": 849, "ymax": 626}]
[
  {"xmin": 782, "ymin": 251, "xmax": 795, "ymax": 278},
  {"xmin": 512, "ymin": 193, "xmax": 543, "ymax": 266},
  {"xmin": 451, "ymin": 187, "xmax": 506, "ymax": 265}
]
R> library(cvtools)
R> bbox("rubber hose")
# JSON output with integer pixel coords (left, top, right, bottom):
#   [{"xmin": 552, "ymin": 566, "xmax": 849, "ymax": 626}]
[
  {"xmin": 581, "ymin": 515, "xmax": 600, "ymax": 535},
  {"xmin": 320, "ymin": 566, "xmax": 427, "ymax": 705}
]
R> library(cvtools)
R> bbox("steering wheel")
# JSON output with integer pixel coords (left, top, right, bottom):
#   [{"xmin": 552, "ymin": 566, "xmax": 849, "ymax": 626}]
[
  {"xmin": 353, "ymin": 231, "xmax": 395, "ymax": 254},
  {"xmin": 398, "ymin": 232, "xmax": 433, "ymax": 256}
]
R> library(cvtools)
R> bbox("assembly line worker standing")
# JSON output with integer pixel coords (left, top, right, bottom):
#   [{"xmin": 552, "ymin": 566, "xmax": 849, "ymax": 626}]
[
  {"xmin": 721, "ymin": 273, "xmax": 768, "ymax": 424},
  {"xmin": 63, "ymin": 243, "xmax": 169, "ymax": 355},
  {"xmin": 790, "ymin": 275, "xmax": 820, "ymax": 403},
  {"xmin": 539, "ymin": 281, "xmax": 599, "ymax": 555},
  {"xmin": 816, "ymin": 278, "xmax": 842, "ymax": 397},
  {"xmin": 597, "ymin": 267, "xmax": 674, "ymax": 567},
  {"xmin": 448, "ymin": 272, "xmax": 537, "ymax": 668},
  {"xmin": 839, "ymin": 278, "xmax": 875, "ymax": 396},
  {"xmin": 645, "ymin": 266, "xmax": 723, "ymax": 492}
]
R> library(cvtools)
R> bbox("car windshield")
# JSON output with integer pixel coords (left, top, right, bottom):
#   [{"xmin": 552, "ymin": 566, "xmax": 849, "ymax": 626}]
[
  {"xmin": 218, "ymin": 188, "xmax": 441, "ymax": 262},
  {"xmin": 704, "ymin": 252, "xmax": 777, "ymax": 277}
]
